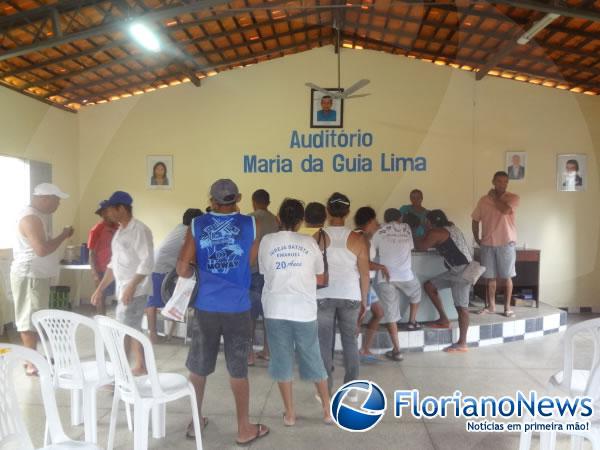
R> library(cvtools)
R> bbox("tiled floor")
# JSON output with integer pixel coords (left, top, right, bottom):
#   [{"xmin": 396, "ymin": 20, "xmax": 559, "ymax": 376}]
[{"xmin": 2, "ymin": 311, "xmax": 597, "ymax": 450}]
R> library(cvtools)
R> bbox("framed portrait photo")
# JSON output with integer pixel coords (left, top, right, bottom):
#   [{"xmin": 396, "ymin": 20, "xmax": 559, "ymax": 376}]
[
  {"xmin": 310, "ymin": 88, "xmax": 344, "ymax": 128},
  {"xmin": 147, "ymin": 155, "xmax": 173, "ymax": 190},
  {"xmin": 505, "ymin": 151, "xmax": 527, "ymax": 181},
  {"xmin": 557, "ymin": 154, "xmax": 586, "ymax": 192}
]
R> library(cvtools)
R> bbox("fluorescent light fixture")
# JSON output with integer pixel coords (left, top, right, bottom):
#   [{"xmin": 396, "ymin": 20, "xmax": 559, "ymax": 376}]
[
  {"xmin": 129, "ymin": 22, "xmax": 161, "ymax": 52},
  {"xmin": 517, "ymin": 13, "xmax": 560, "ymax": 45}
]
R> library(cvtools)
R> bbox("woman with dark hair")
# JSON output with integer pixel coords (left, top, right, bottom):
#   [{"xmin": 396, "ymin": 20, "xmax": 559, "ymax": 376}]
[
  {"xmin": 258, "ymin": 198, "xmax": 331, "ymax": 425},
  {"xmin": 150, "ymin": 161, "xmax": 169, "ymax": 186},
  {"xmin": 316, "ymin": 193, "xmax": 370, "ymax": 395},
  {"xmin": 415, "ymin": 209, "xmax": 473, "ymax": 353},
  {"xmin": 353, "ymin": 206, "xmax": 387, "ymax": 360}
]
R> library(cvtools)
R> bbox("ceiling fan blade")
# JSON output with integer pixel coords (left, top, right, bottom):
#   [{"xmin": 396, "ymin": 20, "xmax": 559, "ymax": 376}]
[
  {"xmin": 343, "ymin": 93, "xmax": 371, "ymax": 99},
  {"xmin": 342, "ymin": 79, "xmax": 370, "ymax": 97},
  {"xmin": 305, "ymin": 82, "xmax": 333, "ymax": 96}
]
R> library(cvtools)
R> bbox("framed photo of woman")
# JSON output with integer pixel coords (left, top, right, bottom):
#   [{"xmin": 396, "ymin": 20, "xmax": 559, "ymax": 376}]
[
  {"xmin": 557, "ymin": 154, "xmax": 586, "ymax": 192},
  {"xmin": 147, "ymin": 155, "xmax": 173, "ymax": 190}
]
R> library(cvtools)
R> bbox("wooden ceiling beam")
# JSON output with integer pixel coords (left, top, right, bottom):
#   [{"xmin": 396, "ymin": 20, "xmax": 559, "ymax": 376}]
[
  {"xmin": 343, "ymin": 20, "xmax": 600, "ymax": 77},
  {"xmin": 491, "ymin": 0, "xmax": 600, "ymax": 22},
  {"xmin": 46, "ymin": 24, "xmax": 327, "ymax": 97},
  {"xmin": 0, "ymin": 0, "xmax": 238, "ymax": 62},
  {"xmin": 71, "ymin": 33, "xmax": 333, "ymax": 103},
  {"xmin": 345, "ymin": 32, "xmax": 599, "ymax": 91}
]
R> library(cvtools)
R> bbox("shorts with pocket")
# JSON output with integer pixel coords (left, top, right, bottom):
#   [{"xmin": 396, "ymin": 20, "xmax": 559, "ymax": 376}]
[
  {"xmin": 375, "ymin": 279, "xmax": 421, "ymax": 323},
  {"xmin": 11, "ymin": 275, "xmax": 50, "ymax": 332},
  {"xmin": 480, "ymin": 243, "xmax": 516, "ymax": 279},
  {"xmin": 186, "ymin": 309, "xmax": 252, "ymax": 378},
  {"xmin": 429, "ymin": 265, "xmax": 471, "ymax": 308}
]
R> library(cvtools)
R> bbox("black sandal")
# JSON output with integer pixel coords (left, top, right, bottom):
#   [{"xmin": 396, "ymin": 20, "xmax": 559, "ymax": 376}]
[{"xmin": 385, "ymin": 350, "xmax": 404, "ymax": 361}]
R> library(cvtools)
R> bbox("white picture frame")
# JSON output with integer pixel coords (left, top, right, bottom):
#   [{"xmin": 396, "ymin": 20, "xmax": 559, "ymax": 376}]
[
  {"xmin": 147, "ymin": 155, "xmax": 173, "ymax": 190},
  {"xmin": 557, "ymin": 154, "xmax": 586, "ymax": 192}
]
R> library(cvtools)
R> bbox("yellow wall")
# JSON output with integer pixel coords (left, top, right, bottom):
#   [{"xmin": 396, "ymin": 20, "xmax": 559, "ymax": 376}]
[
  {"xmin": 4, "ymin": 46, "xmax": 600, "ymax": 308},
  {"xmin": 0, "ymin": 87, "xmax": 79, "ymax": 237}
]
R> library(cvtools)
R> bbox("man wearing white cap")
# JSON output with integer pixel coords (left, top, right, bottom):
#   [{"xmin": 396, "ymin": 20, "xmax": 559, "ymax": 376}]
[{"xmin": 10, "ymin": 183, "xmax": 73, "ymax": 375}]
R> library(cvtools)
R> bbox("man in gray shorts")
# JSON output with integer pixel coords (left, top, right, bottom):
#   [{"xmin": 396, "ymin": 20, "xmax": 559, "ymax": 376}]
[
  {"xmin": 372, "ymin": 209, "xmax": 422, "ymax": 361},
  {"xmin": 472, "ymin": 171, "xmax": 520, "ymax": 317},
  {"xmin": 416, "ymin": 210, "xmax": 474, "ymax": 352},
  {"xmin": 91, "ymin": 191, "xmax": 154, "ymax": 375}
]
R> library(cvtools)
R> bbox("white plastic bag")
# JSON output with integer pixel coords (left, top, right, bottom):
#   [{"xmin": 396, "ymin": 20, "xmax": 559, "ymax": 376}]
[{"xmin": 161, "ymin": 274, "xmax": 196, "ymax": 322}]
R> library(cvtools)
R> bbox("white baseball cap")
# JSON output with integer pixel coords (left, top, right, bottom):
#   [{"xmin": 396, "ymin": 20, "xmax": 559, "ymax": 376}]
[{"xmin": 32, "ymin": 183, "xmax": 69, "ymax": 199}]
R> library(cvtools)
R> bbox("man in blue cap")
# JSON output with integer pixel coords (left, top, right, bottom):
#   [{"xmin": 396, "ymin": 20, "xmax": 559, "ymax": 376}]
[
  {"xmin": 87, "ymin": 199, "xmax": 117, "ymax": 315},
  {"xmin": 91, "ymin": 191, "xmax": 154, "ymax": 375},
  {"xmin": 177, "ymin": 179, "xmax": 270, "ymax": 446}
]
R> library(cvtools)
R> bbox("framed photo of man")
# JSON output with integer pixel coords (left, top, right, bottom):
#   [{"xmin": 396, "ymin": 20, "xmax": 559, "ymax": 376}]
[
  {"xmin": 506, "ymin": 151, "xmax": 527, "ymax": 181},
  {"xmin": 557, "ymin": 154, "xmax": 586, "ymax": 192},
  {"xmin": 147, "ymin": 155, "xmax": 173, "ymax": 190},
  {"xmin": 310, "ymin": 88, "xmax": 344, "ymax": 128}
]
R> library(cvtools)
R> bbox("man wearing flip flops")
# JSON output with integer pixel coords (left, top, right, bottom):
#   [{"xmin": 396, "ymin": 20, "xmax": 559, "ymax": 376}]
[
  {"xmin": 177, "ymin": 179, "xmax": 269, "ymax": 446},
  {"xmin": 472, "ymin": 171, "xmax": 520, "ymax": 318}
]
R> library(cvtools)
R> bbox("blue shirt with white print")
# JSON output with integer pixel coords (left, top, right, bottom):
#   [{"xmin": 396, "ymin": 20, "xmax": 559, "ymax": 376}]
[{"xmin": 191, "ymin": 212, "xmax": 256, "ymax": 313}]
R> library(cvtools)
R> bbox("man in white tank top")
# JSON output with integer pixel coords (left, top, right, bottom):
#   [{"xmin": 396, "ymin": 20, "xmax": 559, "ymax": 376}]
[
  {"xmin": 10, "ymin": 183, "xmax": 73, "ymax": 376},
  {"xmin": 316, "ymin": 193, "xmax": 370, "ymax": 394}
]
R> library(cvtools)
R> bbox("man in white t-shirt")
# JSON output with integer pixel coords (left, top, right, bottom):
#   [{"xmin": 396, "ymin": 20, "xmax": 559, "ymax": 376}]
[{"xmin": 372, "ymin": 209, "xmax": 422, "ymax": 361}]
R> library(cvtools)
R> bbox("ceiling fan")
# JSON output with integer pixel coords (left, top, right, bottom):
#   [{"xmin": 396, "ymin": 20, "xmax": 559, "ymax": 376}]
[{"xmin": 304, "ymin": 19, "xmax": 370, "ymax": 100}]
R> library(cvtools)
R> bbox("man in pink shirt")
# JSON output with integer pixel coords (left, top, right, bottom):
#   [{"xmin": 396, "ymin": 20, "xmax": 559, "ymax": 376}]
[
  {"xmin": 471, "ymin": 171, "xmax": 520, "ymax": 317},
  {"xmin": 88, "ymin": 200, "xmax": 118, "ymax": 314}
]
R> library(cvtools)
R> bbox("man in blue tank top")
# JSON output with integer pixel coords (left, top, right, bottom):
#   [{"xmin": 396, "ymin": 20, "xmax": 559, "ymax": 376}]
[{"xmin": 177, "ymin": 179, "xmax": 269, "ymax": 446}]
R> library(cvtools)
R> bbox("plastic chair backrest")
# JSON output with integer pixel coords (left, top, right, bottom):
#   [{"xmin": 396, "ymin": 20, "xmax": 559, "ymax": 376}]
[
  {"xmin": 32, "ymin": 309, "xmax": 110, "ymax": 387},
  {"xmin": 94, "ymin": 315, "xmax": 164, "ymax": 399},
  {"xmin": 0, "ymin": 344, "xmax": 70, "ymax": 448},
  {"xmin": 560, "ymin": 317, "xmax": 600, "ymax": 396}
]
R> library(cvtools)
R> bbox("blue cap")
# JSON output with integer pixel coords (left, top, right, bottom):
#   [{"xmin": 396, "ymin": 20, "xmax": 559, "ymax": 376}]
[
  {"xmin": 106, "ymin": 191, "xmax": 133, "ymax": 207},
  {"xmin": 94, "ymin": 200, "xmax": 109, "ymax": 215}
]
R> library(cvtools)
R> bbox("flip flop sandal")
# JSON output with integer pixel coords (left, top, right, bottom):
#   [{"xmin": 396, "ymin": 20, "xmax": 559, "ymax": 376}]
[
  {"xmin": 503, "ymin": 310, "xmax": 516, "ymax": 318},
  {"xmin": 427, "ymin": 323, "xmax": 451, "ymax": 329},
  {"xmin": 407, "ymin": 321, "xmax": 422, "ymax": 330},
  {"xmin": 186, "ymin": 417, "xmax": 208, "ymax": 440},
  {"xmin": 256, "ymin": 353, "xmax": 270, "ymax": 361},
  {"xmin": 385, "ymin": 350, "xmax": 404, "ymax": 362},
  {"xmin": 476, "ymin": 308, "xmax": 495, "ymax": 315},
  {"xmin": 236, "ymin": 424, "xmax": 270, "ymax": 447},
  {"xmin": 360, "ymin": 354, "xmax": 381, "ymax": 363},
  {"xmin": 282, "ymin": 412, "xmax": 296, "ymax": 427},
  {"xmin": 444, "ymin": 345, "xmax": 468, "ymax": 353}
]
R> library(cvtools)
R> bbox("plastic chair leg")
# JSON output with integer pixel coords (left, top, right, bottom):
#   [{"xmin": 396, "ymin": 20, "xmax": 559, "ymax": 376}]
[
  {"xmin": 70, "ymin": 388, "xmax": 83, "ymax": 426},
  {"xmin": 82, "ymin": 386, "xmax": 98, "ymax": 444},
  {"xmin": 518, "ymin": 430, "xmax": 532, "ymax": 450},
  {"xmin": 540, "ymin": 430, "xmax": 557, "ymax": 450},
  {"xmin": 571, "ymin": 435, "xmax": 584, "ymax": 450},
  {"xmin": 125, "ymin": 402, "xmax": 133, "ymax": 431},
  {"xmin": 134, "ymin": 404, "xmax": 151, "ymax": 450},
  {"xmin": 151, "ymin": 403, "xmax": 166, "ymax": 439},
  {"xmin": 106, "ymin": 391, "xmax": 120, "ymax": 450}
]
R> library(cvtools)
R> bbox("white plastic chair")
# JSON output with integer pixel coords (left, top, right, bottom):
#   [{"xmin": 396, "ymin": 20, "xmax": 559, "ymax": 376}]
[
  {"xmin": 0, "ymin": 343, "xmax": 101, "ymax": 449},
  {"xmin": 549, "ymin": 318, "xmax": 600, "ymax": 397},
  {"xmin": 519, "ymin": 318, "xmax": 600, "ymax": 450},
  {"xmin": 32, "ymin": 309, "xmax": 114, "ymax": 444},
  {"xmin": 95, "ymin": 315, "xmax": 203, "ymax": 450}
]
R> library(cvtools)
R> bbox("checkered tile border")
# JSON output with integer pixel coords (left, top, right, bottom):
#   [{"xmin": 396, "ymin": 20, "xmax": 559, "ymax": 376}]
[{"xmin": 351, "ymin": 310, "xmax": 567, "ymax": 354}]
